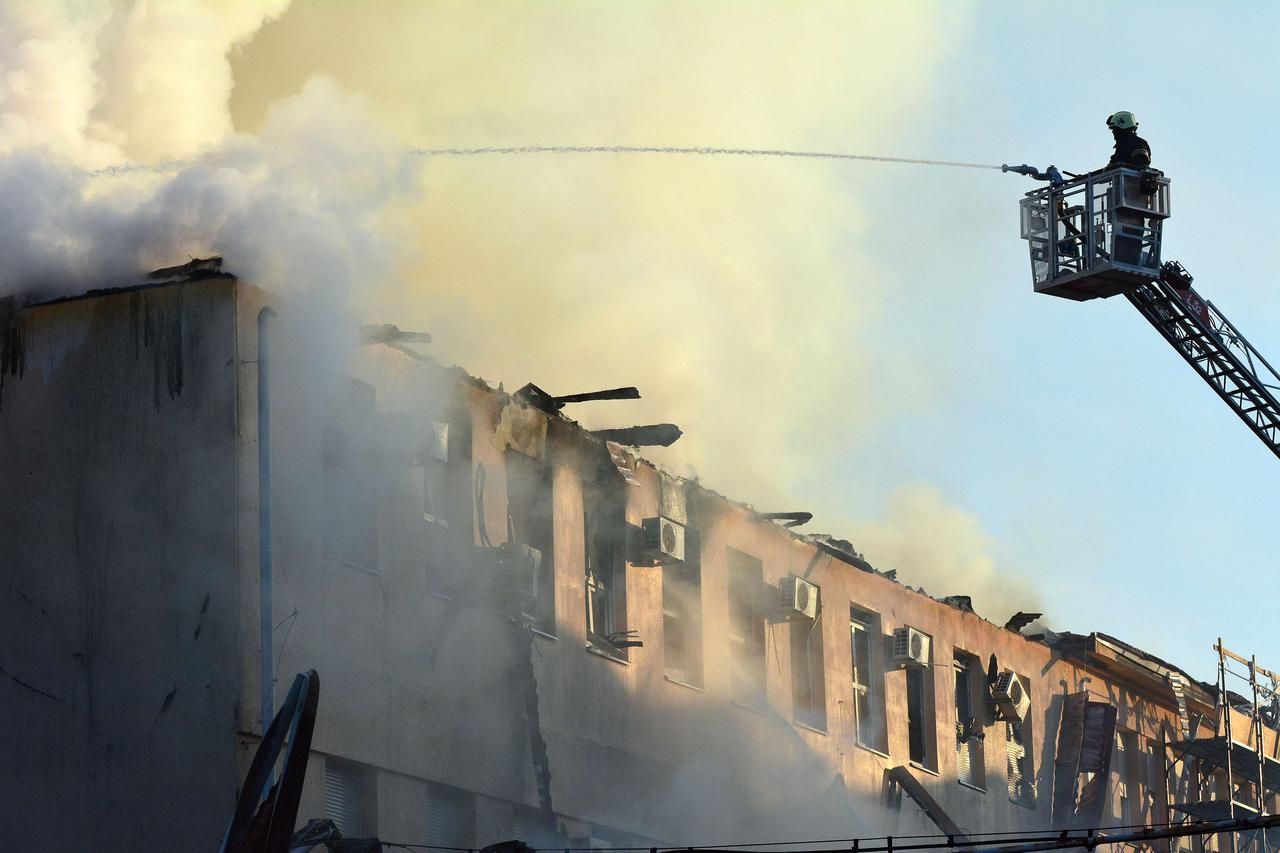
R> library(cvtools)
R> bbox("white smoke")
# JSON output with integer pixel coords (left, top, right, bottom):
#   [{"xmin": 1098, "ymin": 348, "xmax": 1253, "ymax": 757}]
[
  {"xmin": 0, "ymin": 0, "xmax": 415, "ymax": 304},
  {"xmin": 849, "ymin": 482, "xmax": 1043, "ymax": 624}
]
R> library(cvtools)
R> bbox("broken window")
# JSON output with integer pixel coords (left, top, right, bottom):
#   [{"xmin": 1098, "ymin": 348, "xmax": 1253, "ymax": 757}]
[
  {"xmin": 506, "ymin": 449, "xmax": 555, "ymax": 632},
  {"xmin": 905, "ymin": 640, "xmax": 937, "ymax": 770},
  {"xmin": 324, "ymin": 757, "xmax": 376, "ymax": 839},
  {"xmin": 791, "ymin": 592, "xmax": 826, "ymax": 730},
  {"xmin": 322, "ymin": 379, "xmax": 378, "ymax": 571},
  {"xmin": 954, "ymin": 652, "xmax": 985, "ymax": 788},
  {"xmin": 426, "ymin": 783, "xmax": 475, "ymax": 850},
  {"xmin": 850, "ymin": 607, "xmax": 887, "ymax": 752},
  {"xmin": 727, "ymin": 549, "xmax": 766, "ymax": 705},
  {"xmin": 584, "ymin": 477, "xmax": 627, "ymax": 657},
  {"xmin": 663, "ymin": 527, "xmax": 703, "ymax": 685}
]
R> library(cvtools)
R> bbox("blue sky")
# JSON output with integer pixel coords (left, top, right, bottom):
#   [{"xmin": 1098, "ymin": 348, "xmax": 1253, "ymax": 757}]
[{"xmin": 829, "ymin": 1, "xmax": 1280, "ymax": 682}]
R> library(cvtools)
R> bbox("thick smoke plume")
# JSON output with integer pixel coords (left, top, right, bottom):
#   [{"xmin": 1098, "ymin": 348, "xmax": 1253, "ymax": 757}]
[
  {"xmin": 850, "ymin": 482, "xmax": 1043, "ymax": 623},
  {"xmin": 0, "ymin": 0, "xmax": 413, "ymax": 310},
  {"xmin": 3, "ymin": 1, "xmax": 1035, "ymax": 635}
]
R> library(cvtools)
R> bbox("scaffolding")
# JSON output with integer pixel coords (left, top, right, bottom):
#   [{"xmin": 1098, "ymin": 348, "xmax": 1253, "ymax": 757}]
[{"xmin": 1165, "ymin": 642, "xmax": 1280, "ymax": 853}]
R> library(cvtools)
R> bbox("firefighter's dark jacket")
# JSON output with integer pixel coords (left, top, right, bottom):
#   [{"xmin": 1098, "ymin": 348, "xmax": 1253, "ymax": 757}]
[{"xmin": 1108, "ymin": 129, "xmax": 1152, "ymax": 168}]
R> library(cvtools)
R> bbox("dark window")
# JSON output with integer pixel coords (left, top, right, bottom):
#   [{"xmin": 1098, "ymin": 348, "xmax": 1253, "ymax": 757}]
[
  {"xmin": 663, "ymin": 528, "xmax": 703, "ymax": 685},
  {"xmin": 905, "ymin": 640, "xmax": 936, "ymax": 769},
  {"xmin": 727, "ymin": 549, "xmax": 766, "ymax": 704},
  {"xmin": 954, "ymin": 652, "xmax": 984, "ymax": 788},
  {"xmin": 324, "ymin": 758, "xmax": 376, "ymax": 839},
  {"xmin": 506, "ymin": 450, "xmax": 555, "ymax": 632},
  {"xmin": 584, "ymin": 479, "xmax": 627, "ymax": 656},
  {"xmin": 791, "ymin": 594, "xmax": 826, "ymax": 730},
  {"xmin": 426, "ymin": 783, "xmax": 475, "ymax": 849},
  {"xmin": 850, "ymin": 608, "xmax": 887, "ymax": 751},
  {"xmin": 322, "ymin": 380, "xmax": 378, "ymax": 570}
]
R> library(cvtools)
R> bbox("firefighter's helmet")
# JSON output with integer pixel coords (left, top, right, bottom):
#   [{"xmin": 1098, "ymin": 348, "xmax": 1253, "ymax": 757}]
[{"xmin": 1107, "ymin": 111, "xmax": 1139, "ymax": 131}]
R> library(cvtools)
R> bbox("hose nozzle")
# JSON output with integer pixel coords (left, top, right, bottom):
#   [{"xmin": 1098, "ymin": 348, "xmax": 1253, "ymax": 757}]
[{"xmin": 1004, "ymin": 163, "xmax": 1064, "ymax": 185}]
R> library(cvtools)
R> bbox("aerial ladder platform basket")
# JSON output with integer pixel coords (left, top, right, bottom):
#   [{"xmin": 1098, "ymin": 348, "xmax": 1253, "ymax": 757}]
[{"xmin": 1020, "ymin": 165, "xmax": 1171, "ymax": 301}]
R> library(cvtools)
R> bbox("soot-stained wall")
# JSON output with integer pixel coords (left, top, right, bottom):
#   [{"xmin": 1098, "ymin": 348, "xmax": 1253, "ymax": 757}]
[{"xmin": 0, "ymin": 278, "xmax": 243, "ymax": 851}]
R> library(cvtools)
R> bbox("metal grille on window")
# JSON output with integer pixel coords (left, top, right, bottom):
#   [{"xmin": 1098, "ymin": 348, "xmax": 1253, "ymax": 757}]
[
  {"xmin": 1006, "ymin": 721, "xmax": 1028, "ymax": 801},
  {"xmin": 324, "ymin": 760, "xmax": 364, "ymax": 839}
]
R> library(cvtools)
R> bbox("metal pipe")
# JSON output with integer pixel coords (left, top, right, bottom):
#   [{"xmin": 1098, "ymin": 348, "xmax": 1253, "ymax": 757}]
[{"xmin": 258, "ymin": 306, "xmax": 277, "ymax": 733}]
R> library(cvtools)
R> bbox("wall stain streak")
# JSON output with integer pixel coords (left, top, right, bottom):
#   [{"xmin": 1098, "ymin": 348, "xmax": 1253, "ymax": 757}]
[
  {"xmin": 0, "ymin": 296, "xmax": 27, "ymax": 413},
  {"xmin": 129, "ymin": 287, "xmax": 189, "ymax": 406},
  {"xmin": 0, "ymin": 661, "xmax": 65, "ymax": 705}
]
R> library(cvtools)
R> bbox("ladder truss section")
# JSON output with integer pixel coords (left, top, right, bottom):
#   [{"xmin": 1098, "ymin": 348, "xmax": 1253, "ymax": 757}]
[{"xmin": 1126, "ymin": 262, "xmax": 1280, "ymax": 460}]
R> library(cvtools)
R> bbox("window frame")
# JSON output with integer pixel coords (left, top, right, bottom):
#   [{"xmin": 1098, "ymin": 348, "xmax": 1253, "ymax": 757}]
[
  {"xmin": 662, "ymin": 528, "xmax": 703, "ymax": 686},
  {"xmin": 790, "ymin": 588, "xmax": 827, "ymax": 732},
  {"xmin": 954, "ymin": 651, "xmax": 986, "ymax": 790},
  {"xmin": 727, "ymin": 548, "xmax": 767, "ymax": 706},
  {"xmin": 505, "ymin": 449, "xmax": 556, "ymax": 633},
  {"xmin": 904, "ymin": 631, "xmax": 937, "ymax": 772},
  {"xmin": 850, "ymin": 607, "xmax": 888, "ymax": 754}
]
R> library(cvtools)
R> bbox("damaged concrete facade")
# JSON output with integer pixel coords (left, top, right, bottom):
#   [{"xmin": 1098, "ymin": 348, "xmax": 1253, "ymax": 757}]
[{"xmin": 1, "ymin": 269, "xmax": 1273, "ymax": 851}]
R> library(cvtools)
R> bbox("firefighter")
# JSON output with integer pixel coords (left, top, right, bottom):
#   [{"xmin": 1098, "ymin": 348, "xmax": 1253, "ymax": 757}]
[
  {"xmin": 1106, "ymin": 111, "xmax": 1151, "ymax": 168},
  {"xmin": 1106, "ymin": 111, "xmax": 1152, "ymax": 265}
]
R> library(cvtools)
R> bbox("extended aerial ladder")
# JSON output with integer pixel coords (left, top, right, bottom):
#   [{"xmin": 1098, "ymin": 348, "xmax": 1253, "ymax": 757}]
[{"xmin": 1017, "ymin": 166, "xmax": 1280, "ymax": 460}]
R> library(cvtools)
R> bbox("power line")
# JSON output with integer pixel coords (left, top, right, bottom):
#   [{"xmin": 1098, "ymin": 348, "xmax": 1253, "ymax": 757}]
[
  {"xmin": 407, "ymin": 145, "xmax": 1003, "ymax": 171},
  {"xmin": 378, "ymin": 814, "xmax": 1280, "ymax": 853}
]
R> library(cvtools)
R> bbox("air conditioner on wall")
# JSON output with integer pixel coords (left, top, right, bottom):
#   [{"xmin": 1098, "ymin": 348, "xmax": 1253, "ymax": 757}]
[
  {"xmin": 779, "ymin": 575, "xmax": 819, "ymax": 620},
  {"xmin": 992, "ymin": 671, "xmax": 1032, "ymax": 722},
  {"xmin": 640, "ymin": 516, "xmax": 685, "ymax": 563},
  {"xmin": 891, "ymin": 626, "xmax": 931, "ymax": 668}
]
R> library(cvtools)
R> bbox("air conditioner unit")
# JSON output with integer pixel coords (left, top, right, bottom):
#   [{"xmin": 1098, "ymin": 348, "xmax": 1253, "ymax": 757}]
[
  {"xmin": 891, "ymin": 626, "xmax": 931, "ymax": 668},
  {"xmin": 992, "ymin": 671, "xmax": 1032, "ymax": 722},
  {"xmin": 779, "ymin": 575, "xmax": 819, "ymax": 620},
  {"xmin": 640, "ymin": 516, "xmax": 685, "ymax": 563}
]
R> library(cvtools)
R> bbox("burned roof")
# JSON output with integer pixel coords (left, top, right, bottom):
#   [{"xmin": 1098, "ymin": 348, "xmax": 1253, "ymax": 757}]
[{"xmin": 24, "ymin": 256, "xmax": 234, "ymax": 310}]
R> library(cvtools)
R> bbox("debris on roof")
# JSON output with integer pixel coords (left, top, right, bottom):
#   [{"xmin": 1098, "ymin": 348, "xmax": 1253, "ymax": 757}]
[
  {"xmin": 941, "ymin": 595, "xmax": 974, "ymax": 613},
  {"xmin": 807, "ymin": 534, "xmax": 877, "ymax": 574},
  {"xmin": 359, "ymin": 324, "xmax": 431, "ymax": 346},
  {"xmin": 146, "ymin": 256, "xmax": 227, "ymax": 281},
  {"xmin": 605, "ymin": 441, "xmax": 643, "ymax": 486},
  {"xmin": 1004, "ymin": 611, "xmax": 1043, "ymax": 633},
  {"xmin": 516, "ymin": 382, "xmax": 641, "ymax": 414},
  {"xmin": 753, "ymin": 511, "xmax": 814, "ymax": 528},
  {"xmin": 592, "ymin": 423, "xmax": 682, "ymax": 447}
]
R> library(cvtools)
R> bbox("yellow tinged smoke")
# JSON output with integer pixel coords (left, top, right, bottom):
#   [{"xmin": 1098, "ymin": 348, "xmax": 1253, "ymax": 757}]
[
  {"xmin": 2, "ymin": 0, "xmax": 1036, "ymax": 621},
  {"xmin": 228, "ymin": 1, "xmax": 1037, "ymax": 620},
  {"xmin": 232, "ymin": 1, "xmax": 951, "ymax": 493}
]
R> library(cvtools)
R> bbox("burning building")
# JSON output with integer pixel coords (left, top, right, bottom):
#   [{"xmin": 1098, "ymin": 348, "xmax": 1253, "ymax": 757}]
[{"xmin": 1, "ymin": 262, "xmax": 1276, "ymax": 852}]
